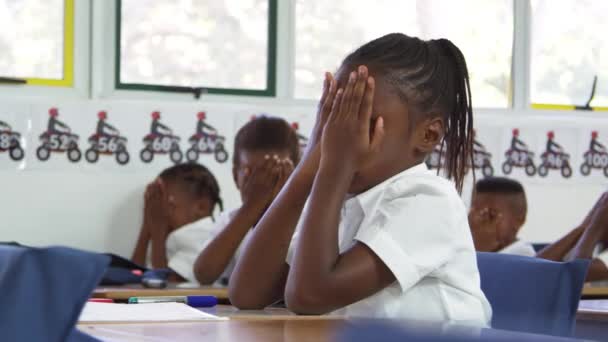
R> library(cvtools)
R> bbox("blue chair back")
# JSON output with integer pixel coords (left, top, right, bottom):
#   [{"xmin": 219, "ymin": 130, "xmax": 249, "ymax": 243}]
[
  {"xmin": 476, "ymin": 252, "xmax": 589, "ymax": 336},
  {"xmin": 532, "ymin": 243, "xmax": 550, "ymax": 253},
  {"xmin": 0, "ymin": 245, "xmax": 109, "ymax": 342},
  {"xmin": 337, "ymin": 320, "xmax": 581, "ymax": 342}
]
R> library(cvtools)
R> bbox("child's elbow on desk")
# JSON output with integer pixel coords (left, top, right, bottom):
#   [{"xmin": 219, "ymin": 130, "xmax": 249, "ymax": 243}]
[
  {"xmin": 228, "ymin": 285, "xmax": 272, "ymax": 310},
  {"xmin": 285, "ymin": 283, "xmax": 332, "ymax": 315}
]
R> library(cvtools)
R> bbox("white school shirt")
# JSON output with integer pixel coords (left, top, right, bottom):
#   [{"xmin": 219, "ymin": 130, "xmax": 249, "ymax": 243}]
[
  {"xmin": 164, "ymin": 216, "xmax": 216, "ymax": 282},
  {"xmin": 498, "ymin": 240, "xmax": 536, "ymax": 257},
  {"xmin": 287, "ymin": 163, "xmax": 492, "ymax": 326}
]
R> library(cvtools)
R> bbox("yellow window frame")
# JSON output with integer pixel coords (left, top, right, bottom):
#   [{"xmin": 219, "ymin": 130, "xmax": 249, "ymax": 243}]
[
  {"xmin": 531, "ymin": 104, "xmax": 608, "ymax": 112},
  {"xmin": 24, "ymin": 0, "xmax": 74, "ymax": 87}
]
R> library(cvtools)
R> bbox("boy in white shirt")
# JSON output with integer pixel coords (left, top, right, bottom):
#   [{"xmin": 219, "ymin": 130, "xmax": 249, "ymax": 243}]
[
  {"xmin": 468, "ymin": 177, "xmax": 535, "ymax": 257},
  {"xmin": 228, "ymin": 34, "xmax": 491, "ymax": 325},
  {"xmin": 131, "ymin": 163, "xmax": 222, "ymax": 282},
  {"xmin": 469, "ymin": 176, "xmax": 608, "ymax": 282},
  {"xmin": 193, "ymin": 116, "xmax": 299, "ymax": 285}
]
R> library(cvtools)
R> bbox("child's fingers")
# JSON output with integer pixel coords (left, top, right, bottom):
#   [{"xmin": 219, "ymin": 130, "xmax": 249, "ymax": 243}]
[
  {"xmin": 328, "ymin": 89, "xmax": 344, "ymax": 123},
  {"xmin": 318, "ymin": 72, "xmax": 330, "ymax": 105},
  {"xmin": 359, "ymin": 76, "xmax": 375, "ymax": 123},
  {"xmin": 350, "ymin": 66, "xmax": 368, "ymax": 118},
  {"xmin": 339, "ymin": 71, "xmax": 357, "ymax": 120},
  {"xmin": 282, "ymin": 158, "xmax": 295, "ymax": 174},
  {"xmin": 320, "ymin": 75, "xmax": 337, "ymax": 123}
]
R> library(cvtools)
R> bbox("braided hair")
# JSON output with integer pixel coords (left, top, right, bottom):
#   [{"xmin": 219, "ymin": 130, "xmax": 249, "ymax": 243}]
[
  {"xmin": 160, "ymin": 163, "xmax": 223, "ymax": 213},
  {"xmin": 342, "ymin": 33, "xmax": 474, "ymax": 193}
]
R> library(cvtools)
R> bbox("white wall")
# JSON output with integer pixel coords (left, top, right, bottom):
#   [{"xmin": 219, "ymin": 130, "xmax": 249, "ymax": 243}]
[{"xmin": 1, "ymin": 96, "xmax": 607, "ymax": 258}]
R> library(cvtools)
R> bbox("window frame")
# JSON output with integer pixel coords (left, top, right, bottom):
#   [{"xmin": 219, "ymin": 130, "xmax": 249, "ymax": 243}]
[
  {"xmin": 0, "ymin": 0, "xmax": 90, "ymax": 99},
  {"xmin": 527, "ymin": 0, "xmax": 608, "ymax": 112},
  {"xmin": 289, "ymin": 0, "xmax": 518, "ymax": 110},
  {"xmin": 113, "ymin": 0, "xmax": 278, "ymax": 98}
]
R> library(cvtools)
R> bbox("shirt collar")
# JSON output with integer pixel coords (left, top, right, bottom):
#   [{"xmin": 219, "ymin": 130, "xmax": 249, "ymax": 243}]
[{"xmin": 352, "ymin": 163, "xmax": 429, "ymax": 217}]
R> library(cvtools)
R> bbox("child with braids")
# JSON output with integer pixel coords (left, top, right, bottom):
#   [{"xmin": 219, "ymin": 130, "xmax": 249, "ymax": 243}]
[
  {"xmin": 229, "ymin": 33, "xmax": 491, "ymax": 325},
  {"xmin": 131, "ymin": 163, "xmax": 223, "ymax": 282}
]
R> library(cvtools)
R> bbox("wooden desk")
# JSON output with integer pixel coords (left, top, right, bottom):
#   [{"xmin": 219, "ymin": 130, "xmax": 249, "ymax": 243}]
[
  {"xmin": 581, "ymin": 285, "xmax": 608, "ymax": 299},
  {"xmin": 79, "ymin": 320, "xmax": 344, "ymax": 342},
  {"xmin": 92, "ymin": 285, "xmax": 229, "ymax": 301},
  {"xmin": 79, "ymin": 305, "xmax": 343, "ymax": 342},
  {"xmin": 575, "ymin": 300, "xmax": 608, "ymax": 341},
  {"xmin": 577, "ymin": 299, "xmax": 608, "ymax": 322}
]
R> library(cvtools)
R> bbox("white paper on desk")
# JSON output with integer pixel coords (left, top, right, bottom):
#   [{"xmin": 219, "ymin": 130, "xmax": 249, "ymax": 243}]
[
  {"xmin": 78, "ymin": 302, "xmax": 227, "ymax": 323},
  {"xmin": 578, "ymin": 299, "xmax": 608, "ymax": 311}
]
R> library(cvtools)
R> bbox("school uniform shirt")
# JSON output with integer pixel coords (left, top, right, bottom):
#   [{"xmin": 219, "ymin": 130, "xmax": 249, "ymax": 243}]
[
  {"xmin": 498, "ymin": 240, "xmax": 536, "ymax": 257},
  {"xmin": 596, "ymin": 247, "xmax": 608, "ymax": 268},
  {"xmin": 164, "ymin": 216, "xmax": 217, "ymax": 282},
  {"xmin": 287, "ymin": 163, "xmax": 492, "ymax": 326}
]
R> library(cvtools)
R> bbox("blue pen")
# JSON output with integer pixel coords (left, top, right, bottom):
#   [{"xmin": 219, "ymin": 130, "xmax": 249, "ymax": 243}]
[{"xmin": 128, "ymin": 295, "xmax": 218, "ymax": 307}]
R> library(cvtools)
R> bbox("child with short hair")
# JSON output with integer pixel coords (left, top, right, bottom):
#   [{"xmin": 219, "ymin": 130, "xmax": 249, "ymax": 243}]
[
  {"xmin": 131, "ymin": 163, "xmax": 222, "ymax": 282},
  {"xmin": 469, "ymin": 177, "xmax": 608, "ymax": 282},
  {"xmin": 193, "ymin": 116, "xmax": 299, "ymax": 285},
  {"xmin": 229, "ymin": 33, "xmax": 491, "ymax": 325},
  {"xmin": 468, "ymin": 177, "xmax": 534, "ymax": 256}
]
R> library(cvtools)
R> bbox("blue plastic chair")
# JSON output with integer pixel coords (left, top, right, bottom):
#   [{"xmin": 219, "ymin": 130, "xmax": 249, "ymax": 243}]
[
  {"xmin": 0, "ymin": 245, "xmax": 110, "ymax": 342},
  {"xmin": 532, "ymin": 243, "xmax": 550, "ymax": 253},
  {"xmin": 337, "ymin": 320, "xmax": 582, "ymax": 342},
  {"xmin": 476, "ymin": 252, "xmax": 589, "ymax": 337}
]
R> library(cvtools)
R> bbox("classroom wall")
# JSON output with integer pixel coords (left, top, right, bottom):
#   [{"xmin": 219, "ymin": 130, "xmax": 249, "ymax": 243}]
[{"xmin": 1, "ymin": 97, "xmax": 607, "ymax": 257}]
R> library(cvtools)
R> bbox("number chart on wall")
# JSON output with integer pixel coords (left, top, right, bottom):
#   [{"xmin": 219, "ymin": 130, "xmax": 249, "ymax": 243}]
[
  {"xmin": 0, "ymin": 104, "xmax": 29, "ymax": 170},
  {"xmin": 22, "ymin": 104, "xmax": 236, "ymax": 174}
]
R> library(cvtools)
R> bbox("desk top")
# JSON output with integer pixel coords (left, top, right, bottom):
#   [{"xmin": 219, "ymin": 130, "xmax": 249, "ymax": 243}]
[
  {"xmin": 581, "ymin": 285, "xmax": 608, "ymax": 299},
  {"xmin": 92, "ymin": 285, "xmax": 229, "ymax": 300},
  {"xmin": 79, "ymin": 305, "xmax": 579, "ymax": 342},
  {"xmin": 79, "ymin": 319, "xmax": 344, "ymax": 342},
  {"xmin": 577, "ymin": 299, "xmax": 608, "ymax": 322},
  {"xmin": 79, "ymin": 305, "xmax": 342, "ymax": 342}
]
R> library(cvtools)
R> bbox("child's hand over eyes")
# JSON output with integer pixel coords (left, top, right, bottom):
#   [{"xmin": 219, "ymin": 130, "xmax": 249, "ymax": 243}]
[
  {"xmin": 146, "ymin": 179, "xmax": 171, "ymax": 235},
  {"xmin": 299, "ymin": 73, "xmax": 338, "ymax": 177},
  {"xmin": 270, "ymin": 158, "xmax": 295, "ymax": 200},
  {"xmin": 241, "ymin": 156, "xmax": 282, "ymax": 212},
  {"xmin": 321, "ymin": 65, "xmax": 384, "ymax": 173},
  {"xmin": 468, "ymin": 207, "xmax": 502, "ymax": 252}
]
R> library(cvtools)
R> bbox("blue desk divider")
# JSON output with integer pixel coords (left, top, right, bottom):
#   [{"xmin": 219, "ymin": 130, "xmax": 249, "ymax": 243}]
[
  {"xmin": 0, "ymin": 245, "xmax": 110, "ymax": 342},
  {"xmin": 476, "ymin": 252, "xmax": 589, "ymax": 336},
  {"xmin": 337, "ymin": 320, "xmax": 582, "ymax": 342}
]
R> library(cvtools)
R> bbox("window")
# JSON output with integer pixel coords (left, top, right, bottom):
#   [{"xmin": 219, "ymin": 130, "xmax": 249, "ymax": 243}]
[
  {"xmin": 0, "ymin": 0, "xmax": 73, "ymax": 86},
  {"xmin": 117, "ymin": 0, "xmax": 277, "ymax": 96},
  {"xmin": 530, "ymin": 0, "xmax": 608, "ymax": 110},
  {"xmin": 294, "ymin": 0, "xmax": 514, "ymax": 108}
]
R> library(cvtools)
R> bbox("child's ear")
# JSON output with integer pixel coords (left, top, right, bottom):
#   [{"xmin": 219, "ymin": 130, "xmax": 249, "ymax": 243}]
[{"xmin": 416, "ymin": 117, "xmax": 444, "ymax": 153}]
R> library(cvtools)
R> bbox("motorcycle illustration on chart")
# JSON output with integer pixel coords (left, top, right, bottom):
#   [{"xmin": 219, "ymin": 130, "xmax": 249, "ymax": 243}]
[
  {"xmin": 85, "ymin": 111, "xmax": 130, "ymax": 165},
  {"xmin": 140, "ymin": 111, "xmax": 183, "ymax": 164},
  {"xmin": 471, "ymin": 131, "xmax": 494, "ymax": 177},
  {"xmin": 538, "ymin": 131, "xmax": 572, "ymax": 178},
  {"xmin": 186, "ymin": 111, "xmax": 229, "ymax": 163},
  {"xmin": 580, "ymin": 131, "xmax": 608, "ymax": 177},
  {"xmin": 292, "ymin": 122, "xmax": 309, "ymax": 154},
  {"xmin": 0, "ymin": 119, "xmax": 25, "ymax": 161},
  {"xmin": 37, "ymin": 108, "xmax": 82, "ymax": 162},
  {"xmin": 502, "ymin": 129, "xmax": 536, "ymax": 176},
  {"xmin": 426, "ymin": 143, "xmax": 446, "ymax": 170}
]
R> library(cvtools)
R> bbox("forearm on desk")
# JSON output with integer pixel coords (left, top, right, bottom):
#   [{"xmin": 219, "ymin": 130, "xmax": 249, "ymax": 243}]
[
  {"xmin": 229, "ymin": 167, "xmax": 314, "ymax": 309},
  {"xmin": 194, "ymin": 206, "xmax": 262, "ymax": 285}
]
